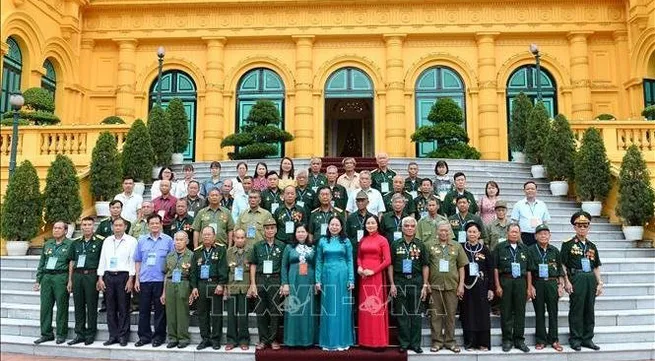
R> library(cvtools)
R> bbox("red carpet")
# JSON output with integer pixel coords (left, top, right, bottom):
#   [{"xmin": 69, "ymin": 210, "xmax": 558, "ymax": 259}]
[{"xmin": 256, "ymin": 347, "xmax": 407, "ymax": 361}]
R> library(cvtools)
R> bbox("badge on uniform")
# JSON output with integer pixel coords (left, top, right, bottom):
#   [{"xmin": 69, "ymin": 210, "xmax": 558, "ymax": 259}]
[
  {"xmin": 402, "ymin": 259, "xmax": 412, "ymax": 274},
  {"xmin": 420, "ymin": 211, "xmax": 428, "ymax": 219},
  {"xmin": 234, "ymin": 266, "xmax": 244, "ymax": 281},
  {"xmin": 285, "ymin": 221, "xmax": 294, "ymax": 234},
  {"xmin": 381, "ymin": 182, "xmax": 390, "ymax": 193},
  {"xmin": 409, "ymin": 191, "xmax": 418, "ymax": 199},
  {"xmin": 247, "ymin": 225, "xmax": 256, "ymax": 238},
  {"xmin": 320, "ymin": 223, "xmax": 328, "ymax": 236},
  {"xmin": 271, "ymin": 203, "xmax": 279, "ymax": 214},
  {"xmin": 297, "ymin": 200, "xmax": 305, "ymax": 208},
  {"xmin": 393, "ymin": 231, "xmax": 402, "ymax": 241},
  {"xmin": 200, "ymin": 264, "xmax": 210, "ymax": 279},
  {"xmin": 511, "ymin": 262, "xmax": 521, "ymax": 278},
  {"xmin": 263, "ymin": 260, "xmax": 273, "ymax": 274},
  {"xmin": 172, "ymin": 269, "xmax": 182, "ymax": 283},
  {"xmin": 110, "ymin": 256, "xmax": 118, "ymax": 269},
  {"xmin": 439, "ymin": 259, "xmax": 449, "ymax": 273},
  {"xmin": 357, "ymin": 230, "xmax": 364, "ymax": 242},
  {"xmin": 146, "ymin": 252, "xmax": 157, "ymax": 266},
  {"xmin": 311, "ymin": 186, "xmax": 318, "ymax": 192},
  {"xmin": 581, "ymin": 258, "xmax": 591, "ymax": 272},
  {"xmin": 299, "ymin": 262, "xmax": 308, "ymax": 276},
  {"xmin": 46, "ymin": 257, "xmax": 58, "ymax": 270},
  {"xmin": 469, "ymin": 262, "xmax": 479, "ymax": 275},
  {"xmin": 458, "ymin": 231, "xmax": 466, "ymax": 243},
  {"xmin": 539, "ymin": 263, "xmax": 549, "ymax": 278},
  {"xmin": 188, "ymin": 211, "xmax": 195, "ymax": 217},
  {"xmin": 77, "ymin": 254, "xmax": 86, "ymax": 268}
]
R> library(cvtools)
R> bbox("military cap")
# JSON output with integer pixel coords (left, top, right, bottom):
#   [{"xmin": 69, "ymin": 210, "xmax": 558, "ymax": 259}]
[
  {"xmin": 263, "ymin": 217, "xmax": 277, "ymax": 226},
  {"xmin": 535, "ymin": 224, "xmax": 550, "ymax": 233},
  {"xmin": 570, "ymin": 211, "xmax": 591, "ymax": 225},
  {"xmin": 355, "ymin": 191, "xmax": 369, "ymax": 200},
  {"xmin": 494, "ymin": 200, "xmax": 508, "ymax": 209}
]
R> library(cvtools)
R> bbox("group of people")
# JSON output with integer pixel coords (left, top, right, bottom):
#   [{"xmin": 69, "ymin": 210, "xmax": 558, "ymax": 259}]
[{"xmin": 33, "ymin": 154, "xmax": 604, "ymax": 354}]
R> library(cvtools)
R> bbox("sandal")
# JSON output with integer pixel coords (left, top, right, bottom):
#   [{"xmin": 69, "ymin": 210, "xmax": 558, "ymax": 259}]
[
  {"xmin": 271, "ymin": 342, "xmax": 281, "ymax": 350},
  {"xmin": 430, "ymin": 346, "xmax": 441, "ymax": 352},
  {"xmin": 240, "ymin": 345, "xmax": 250, "ymax": 351},
  {"xmin": 535, "ymin": 344, "xmax": 545, "ymax": 350},
  {"xmin": 552, "ymin": 342, "xmax": 563, "ymax": 352},
  {"xmin": 225, "ymin": 344, "xmax": 235, "ymax": 351},
  {"xmin": 255, "ymin": 343, "xmax": 267, "ymax": 350},
  {"xmin": 447, "ymin": 345, "xmax": 461, "ymax": 353}
]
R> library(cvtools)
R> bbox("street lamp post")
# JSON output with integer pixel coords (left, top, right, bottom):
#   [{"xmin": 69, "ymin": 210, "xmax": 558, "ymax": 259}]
[
  {"xmin": 8, "ymin": 92, "xmax": 25, "ymax": 178},
  {"xmin": 156, "ymin": 46, "xmax": 165, "ymax": 107},
  {"xmin": 530, "ymin": 43, "xmax": 543, "ymax": 102}
]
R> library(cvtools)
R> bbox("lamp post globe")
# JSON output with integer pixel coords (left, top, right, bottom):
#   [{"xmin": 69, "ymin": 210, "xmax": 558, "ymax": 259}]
[{"xmin": 8, "ymin": 92, "xmax": 25, "ymax": 178}]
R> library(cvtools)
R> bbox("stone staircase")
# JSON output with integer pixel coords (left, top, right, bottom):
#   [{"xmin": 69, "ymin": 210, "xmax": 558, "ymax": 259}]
[{"xmin": 1, "ymin": 158, "xmax": 654, "ymax": 361}]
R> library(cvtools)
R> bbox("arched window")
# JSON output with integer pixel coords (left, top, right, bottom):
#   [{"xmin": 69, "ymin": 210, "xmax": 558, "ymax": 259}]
[
  {"xmin": 41, "ymin": 59, "xmax": 56, "ymax": 103},
  {"xmin": 149, "ymin": 70, "xmax": 197, "ymax": 160},
  {"xmin": 1, "ymin": 37, "xmax": 23, "ymax": 113},
  {"xmin": 414, "ymin": 66, "xmax": 466, "ymax": 157},
  {"xmin": 236, "ymin": 68, "xmax": 285, "ymax": 157},
  {"xmin": 325, "ymin": 67, "xmax": 374, "ymax": 98}
]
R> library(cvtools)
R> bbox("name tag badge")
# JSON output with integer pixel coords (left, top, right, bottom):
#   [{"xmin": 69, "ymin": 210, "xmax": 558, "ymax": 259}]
[
  {"xmin": 530, "ymin": 217, "xmax": 540, "ymax": 228},
  {"xmin": 299, "ymin": 262, "xmax": 308, "ymax": 276},
  {"xmin": 420, "ymin": 211, "xmax": 428, "ymax": 219},
  {"xmin": 381, "ymin": 182, "xmax": 390, "ymax": 193},
  {"xmin": 172, "ymin": 269, "xmax": 182, "ymax": 283},
  {"xmin": 330, "ymin": 200, "xmax": 335, "ymax": 208},
  {"xmin": 311, "ymin": 186, "xmax": 318, "ymax": 192},
  {"xmin": 271, "ymin": 202, "xmax": 279, "ymax": 214},
  {"xmin": 581, "ymin": 258, "xmax": 591, "ymax": 272},
  {"xmin": 234, "ymin": 266, "xmax": 244, "ymax": 281},
  {"xmin": 393, "ymin": 231, "xmax": 402, "ymax": 241},
  {"xmin": 263, "ymin": 260, "xmax": 273, "ymax": 274},
  {"xmin": 247, "ymin": 225, "xmax": 256, "ymax": 238},
  {"xmin": 188, "ymin": 211, "xmax": 195, "ymax": 217},
  {"xmin": 402, "ymin": 259, "xmax": 413, "ymax": 274},
  {"xmin": 146, "ymin": 252, "xmax": 157, "ymax": 266},
  {"xmin": 409, "ymin": 191, "xmax": 418, "ymax": 199},
  {"xmin": 539, "ymin": 263, "xmax": 549, "ymax": 278},
  {"xmin": 285, "ymin": 221, "xmax": 294, "ymax": 234},
  {"xmin": 357, "ymin": 230, "xmax": 364, "ymax": 242},
  {"xmin": 297, "ymin": 200, "xmax": 305, "ymax": 208},
  {"xmin": 469, "ymin": 262, "xmax": 479, "ymax": 275},
  {"xmin": 77, "ymin": 254, "xmax": 86, "ymax": 268},
  {"xmin": 209, "ymin": 223, "xmax": 218, "ymax": 233},
  {"xmin": 46, "ymin": 257, "xmax": 58, "ymax": 270},
  {"xmin": 438, "ymin": 191, "xmax": 447, "ymax": 201},
  {"xmin": 439, "ymin": 259, "xmax": 449, "ymax": 273},
  {"xmin": 511, "ymin": 262, "xmax": 521, "ymax": 278},
  {"xmin": 320, "ymin": 223, "xmax": 328, "ymax": 236},
  {"xmin": 109, "ymin": 257, "xmax": 118, "ymax": 269},
  {"xmin": 158, "ymin": 210, "xmax": 166, "ymax": 218},
  {"xmin": 200, "ymin": 264, "xmax": 210, "ymax": 279},
  {"xmin": 458, "ymin": 231, "xmax": 466, "ymax": 243}
]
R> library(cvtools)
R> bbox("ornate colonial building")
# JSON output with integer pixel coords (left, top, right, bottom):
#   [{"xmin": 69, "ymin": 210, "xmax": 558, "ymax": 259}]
[{"xmin": 1, "ymin": 0, "xmax": 654, "ymax": 161}]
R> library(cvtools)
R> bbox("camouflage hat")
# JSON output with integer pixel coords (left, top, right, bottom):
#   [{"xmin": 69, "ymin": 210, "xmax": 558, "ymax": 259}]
[
  {"xmin": 355, "ymin": 191, "xmax": 369, "ymax": 200},
  {"xmin": 535, "ymin": 224, "xmax": 550, "ymax": 233},
  {"xmin": 263, "ymin": 217, "xmax": 277, "ymax": 226},
  {"xmin": 494, "ymin": 200, "xmax": 508, "ymax": 209},
  {"xmin": 570, "ymin": 211, "xmax": 592, "ymax": 225}
]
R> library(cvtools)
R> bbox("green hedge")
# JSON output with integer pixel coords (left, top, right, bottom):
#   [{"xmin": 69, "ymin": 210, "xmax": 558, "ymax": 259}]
[{"xmin": 0, "ymin": 160, "xmax": 43, "ymax": 242}]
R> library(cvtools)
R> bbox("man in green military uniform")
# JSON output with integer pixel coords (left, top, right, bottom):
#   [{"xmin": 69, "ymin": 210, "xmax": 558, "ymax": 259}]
[
  {"xmin": 414, "ymin": 178, "xmax": 435, "ymax": 220},
  {"xmin": 383, "ymin": 175, "xmax": 417, "ymax": 217},
  {"xmin": 493, "ymin": 223, "xmax": 531, "ymax": 352},
  {"xmin": 381, "ymin": 194, "xmax": 410, "ymax": 243},
  {"xmin": 308, "ymin": 187, "xmax": 345, "ymax": 243},
  {"xmin": 190, "ymin": 226, "xmax": 228, "ymax": 350},
  {"xmin": 96, "ymin": 200, "xmax": 131, "ymax": 239},
  {"xmin": 192, "ymin": 188, "xmax": 234, "ymax": 248},
  {"xmin": 68, "ymin": 217, "xmax": 103, "ymax": 345},
  {"xmin": 561, "ymin": 211, "xmax": 603, "ymax": 351},
  {"xmin": 169, "ymin": 199, "xmax": 194, "ymax": 249},
  {"xmin": 326, "ymin": 165, "xmax": 348, "ymax": 210},
  {"xmin": 130, "ymin": 201, "xmax": 153, "ymax": 238},
  {"xmin": 448, "ymin": 195, "xmax": 485, "ymax": 244},
  {"xmin": 404, "ymin": 162, "xmax": 421, "ymax": 199},
  {"xmin": 34, "ymin": 221, "xmax": 74, "ymax": 345},
  {"xmin": 388, "ymin": 217, "xmax": 429, "ymax": 353},
  {"xmin": 371, "ymin": 152, "xmax": 396, "ymax": 193},
  {"xmin": 261, "ymin": 171, "xmax": 283, "ymax": 213},
  {"xmin": 485, "ymin": 200, "xmax": 509, "ymax": 251},
  {"xmin": 527, "ymin": 224, "xmax": 564, "ymax": 352},
  {"xmin": 236, "ymin": 190, "xmax": 273, "ymax": 246},
  {"xmin": 416, "ymin": 196, "xmax": 450, "ymax": 244},
  {"xmin": 442, "ymin": 172, "xmax": 478, "ymax": 217},
  {"xmin": 162, "ymin": 231, "xmax": 194, "ymax": 349},
  {"xmin": 273, "ymin": 185, "xmax": 308, "ymax": 244},
  {"xmin": 346, "ymin": 191, "xmax": 376, "ymax": 249},
  {"xmin": 308, "ymin": 157, "xmax": 328, "ymax": 192},
  {"xmin": 248, "ymin": 218, "xmax": 285, "ymax": 350},
  {"xmin": 295, "ymin": 170, "xmax": 317, "ymax": 210},
  {"xmin": 225, "ymin": 229, "xmax": 253, "ymax": 350}
]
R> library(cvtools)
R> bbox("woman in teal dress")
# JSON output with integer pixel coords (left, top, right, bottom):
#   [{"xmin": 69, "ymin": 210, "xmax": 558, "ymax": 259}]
[
  {"xmin": 281, "ymin": 224, "xmax": 316, "ymax": 347},
  {"xmin": 315, "ymin": 216, "xmax": 355, "ymax": 351}
]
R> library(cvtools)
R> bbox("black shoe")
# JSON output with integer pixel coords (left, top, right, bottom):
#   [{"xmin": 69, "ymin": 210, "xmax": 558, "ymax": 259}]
[
  {"xmin": 56, "ymin": 338, "xmax": 66, "ymax": 345},
  {"xmin": 68, "ymin": 337, "xmax": 84, "ymax": 346},
  {"xmin": 398, "ymin": 347, "xmax": 406, "ymax": 353},
  {"xmin": 502, "ymin": 342, "xmax": 512, "ymax": 352},
  {"xmin": 178, "ymin": 343, "xmax": 189, "ymax": 349},
  {"xmin": 516, "ymin": 342, "xmax": 530, "ymax": 353},
  {"xmin": 99, "ymin": 308, "xmax": 107, "ymax": 313},
  {"xmin": 582, "ymin": 341, "xmax": 600, "ymax": 350},
  {"xmin": 119, "ymin": 338, "xmax": 128, "ymax": 347},
  {"xmin": 103, "ymin": 339, "xmax": 118, "ymax": 346},
  {"xmin": 152, "ymin": 340, "xmax": 162, "ymax": 348},
  {"xmin": 212, "ymin": 343, "xmax": 221, "ymax": 350},
  {"xmin": 134, "ymin": 339, "xmax": 149, "ymax": 347},
  {"xmin": 413, "ymin": 347, "xmax": 423, "ymax": 354},
  {"xmin": 84, "ymin": 339, "xmax": 94, "ymax": 346},
  {"xmin": 34, "ymin": 336, "xmax": 54, "ymax": 345},
  {"xmin": 571, "ymin": 344, "xmax": 582, "ymax": 351},
  {"xmin": 166, "ymin": 342, "xmax": 178, "ymax": 349},
  {"xmin": 196, "ymin": 340, "xmax": 210, "ymax": 350}
]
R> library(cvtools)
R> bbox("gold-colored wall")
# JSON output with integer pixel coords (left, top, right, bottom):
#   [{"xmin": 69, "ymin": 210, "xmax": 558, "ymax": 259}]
[{"xmin": 1, "ymin": 0, "xmax": 654, "ymax": 161}]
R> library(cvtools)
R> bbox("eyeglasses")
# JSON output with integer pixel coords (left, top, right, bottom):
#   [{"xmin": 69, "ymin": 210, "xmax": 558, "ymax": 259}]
[{"xmin": 575, "ymin": 223, "xmax": 590, "ymax": 229}]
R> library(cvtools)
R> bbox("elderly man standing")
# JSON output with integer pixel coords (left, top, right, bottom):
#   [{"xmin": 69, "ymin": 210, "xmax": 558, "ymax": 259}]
[
  {"xmin": 183, "ymin": 180, "xmax": 205, "ymax": 217},
  {"xmin": 192, "ymin": 187, "xmax": 234, "ymax": 247},
  {"xmin": 510, "ymin": 181, "xmax": 551, "ymax": 247},
  {"xmin": 346, "ymin": 170, "xmax": 386, "ymax": 217},
  {"xmin": 337, "ymin": 157, "xmax": 360, "ymax": 194},
  {"xmin": 236, "ymin": 190, "xmax": 273, "ymax": 246},
  {"xmin": 169, "ymin": 199, "xmax": 194, "ymax": 249},
  {"xmin": 416, "ymin": 196, "xmax": 450, "ymax": 244},
  {"xmin": 486, "ymin": 200, "xmax": 510, "ymax": 251},
  {"xmin": 152, "ymin": 179, "xmax": 178, "ymax": 235},
  {"xmin": 326, "ymin": 165, "xmax": 348, "ymax": 211},
  {"xmin": 370, "ymin": 152, "xmax": 396, "ymax": 194}
]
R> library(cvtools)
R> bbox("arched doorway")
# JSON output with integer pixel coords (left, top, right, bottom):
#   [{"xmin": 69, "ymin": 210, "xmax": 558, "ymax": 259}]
[
  {"xmin": 1, "ymin": 37, "xmax": 23, "ymax": 113},
  {"xmin": 149, "ymin": 70, "xmax": 197, "ymax": 160},
  {"xmin": 41, "ymin": 59, "xmax": 56, "ymax": 103},
  {"xmin": 324, "ymin": 67, "xmax": 374, "ymax": 157},
  {"xmin": 414, "ymin": 66, "xmax": 466, "ymax": 157},
  {"xmin": 236, "ymin": 68, "xmax": 285, "ymax": 157},
  {"xmin": 643, "ymin": 52, "xmax": 655, "ymax": 116}
]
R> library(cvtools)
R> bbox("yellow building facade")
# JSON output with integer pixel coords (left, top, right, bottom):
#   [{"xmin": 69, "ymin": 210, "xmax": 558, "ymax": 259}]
[{"xmin": 1, "ymin": 0, "xmax": 654, "ymax": 162}]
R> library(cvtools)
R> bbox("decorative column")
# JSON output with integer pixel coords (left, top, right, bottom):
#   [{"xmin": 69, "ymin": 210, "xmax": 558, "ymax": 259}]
[
  {"xmin": 79, "ymin": 39, "xmax": 94, "ymax": 123},
  {"xmin": 613, "ymin": 31, "xmax": 630, "ymax": 118},
  {"xmin": 292, "ymin": 35, "xmax": 315, "ymax": 157},
  {"xmin": 114, "ymin": 38, "xmax": 138, "ymax": 122},
  {"xmin": 383, "ymin": 34, "xmax": 406, "ymax": 157},
  {"xmin": 202, "ymin": 37, "xmax": 226, "ymax": 161},
  {"xmin": 568, "ymin": 31, "xmax": 593, "ymax": 120},
  {"xmin": 476, "ymin": 32, "xmax": 500, "ymax": 160}
]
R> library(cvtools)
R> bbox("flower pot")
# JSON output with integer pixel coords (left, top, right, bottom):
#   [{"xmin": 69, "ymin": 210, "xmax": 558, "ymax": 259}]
[
  {"xmin": 622, "ymin": 226, "xmax": 644, "ymax": 242},
  {"xmin": 581, "ymin": 201, "xmax": 602, "ymax": 217},
  {"xmin": 549, "ymin": 181, "xmax": 569, "ymax": 196},
  {"xmin": 511, "ymin": 151, "xmax": 526, "ymax": 163},
  {"xmin": 152, "ymin": 166, "xmax": 162, "ymax": 180},
  {"xmin": 530, "ymin": 164, "xmax": 546, "ymax": 178},
  {"xmin": 171, "ymin": 153, "xmax": 184, "ymax": 165},
  {"xmin": 134, "ymin": 182, "xmax": 145, "ymax": 196},
  {"xmin": 95, "ymin": 201, "xmax": 111, "ymax": 217},
  {"xmin": 66, "ymin": 223, "xmax": 76, "ymax": 239},
  {"xmin": 6, "ymin": 241, "xmax": 30, "ymax": 256}
]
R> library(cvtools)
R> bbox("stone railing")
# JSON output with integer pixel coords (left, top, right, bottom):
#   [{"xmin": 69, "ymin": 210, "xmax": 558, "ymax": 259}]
[{"xmin": 569, "ymin": 120, "xmax": 655, "ymax": 163}]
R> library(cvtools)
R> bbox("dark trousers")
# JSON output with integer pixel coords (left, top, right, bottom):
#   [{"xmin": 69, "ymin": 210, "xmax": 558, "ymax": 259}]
[
  {"xmin": 73, "ymin": 272, "xmax": 99, "ymax": 341},
  {"xmin": 40, "ymin": 273, "xmax": 70, "ymax": 339},
  {"xmin": 534, "ymin": 278, "xmax": 559, "ymax": 344},
  {"xmin": 569, "ymin": 272, "xmax": 597, "ymax": 346},
  {"xmin": 137, "ymin": 281, "xmax": 166, "ymax": 343},
  {"xmin": 197, "ymin": 281, "xmax": 224, "ymax": 345},
  {"xmin": 104, "ymin": 272, "xmax": 131, "ymax": 341},
  {"xmin": 463, "ymin": 330, "xmax": 491, "ymax": 349},
  {"xmin": 521, "ymin": 232, "xmax": 536, "ymax": 247},
  {"xmin": 499, "ymin": 276, "xmax": 527, "ymax": 345},
  {"xmin": 226, "ymin": 293, "xmax": 250, "ymax": 346},
  {"xmin": 255, "ymin": 275, "xmax": 282, "ymax": 345},
  {"xmin": 393, "ymin": 276, "xmax": 423, "ymax": 349}
]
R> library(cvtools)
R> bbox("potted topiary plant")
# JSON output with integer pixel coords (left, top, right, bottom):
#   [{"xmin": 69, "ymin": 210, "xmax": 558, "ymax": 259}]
[
  {"xmin": 616, "ymin": 145, "xmax": 655, "ymax": 241},
  {"xmin": 121, "ymin": 119, "xmax": 154, "ymax": 196},
  {"xmin": 642, "ymin": 105, "xmax": 655, "ymax": 121},
  {"xmin": 509, "ymin": 92, "xmax": 532, "ymax": 162},
  {"xmin": 90, "ymin": 132, "xmax": 122, "ymax": 216},
  {"xmin": 147, "ymin": 105, "xmax": 173, "ymax": 177},
  {"xmin": 574, "ymin": 127, "xmax": 611, "ymax": 216},
  {"xmin": 166, "ymin": 98, "xmax": 189, "ymax": 164},
  {"xmin": 0, "ymin": 160, "xmax": 43, "ymax": 255},
  {"xmin": 543, "ymin": 114, "xmax": 576, "ymax": 196},
  {"xmin": 44, "ymin": 155, "xmax": 83, "ymax": 238},
  {"xmin": 524, "ymin": 101, "xmax": 550, "ymax": 178}
]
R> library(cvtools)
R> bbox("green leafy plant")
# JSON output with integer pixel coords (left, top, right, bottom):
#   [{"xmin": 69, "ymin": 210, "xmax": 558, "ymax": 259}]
[
  {"xmin": 0, "ymin": 117, "xmax": 30, "ymax": 126},
  {"xmin": 642, "ymin": 105, "xmax": 655, "ymax": 120},
  {"xmin": 595, "ymin": 113, "xmax": 616, "ymax": 121},
  {"xmin": 101, "ymin": 116, "xmax": 125, "ymax": 125},
  {"xmin": 509, "ymin": 92, "xmax": 532, "ymax": 152},
  {"xmin": 1, "ymin": 88, "xmax": 60, "ymax": 125},
  {"xmin": 543, "ymin": 114, "xmax": 576, "ymax": 181},
  {"xmin": 221, "ymin": 100, "xmax": 293, "ymax": 159},
  {"xmin": 0, "ymin": 160, "xmax": 43, "ymax": 242},
  {"xmin": 524, "ymin": 101, "xmax": 550, "ymax": 164},
  {"xmin": 44, "ymin": 155, "xmax": 82, "ymax": 225},
  {"xmin": 121, "ymin": 119, "xmax": 154, "ymax": 182},
  {"xmin": 147, "ymin": 105, "xmax": 173, "ymax": 166},
  {"xmin": 166, "ymin": 98, "xmax": 189, "ymax": 154},
  {"xmin": 90, "ymin": 131, "xmax": 122, "ymax": 201},
  {"xmin": 616, "ymin": 145, "xmax": 655, "ymax": 226},
  {"xmin": 23, "ymin": 87, "xmax": 54, "ymax": 112},
  {"xmin": 410, "ymin": 97, "xmax": 480, "ymax": 159},
  {"xmin": 574, "ymin": 127, "xmax": 611, "ymax": 201}
]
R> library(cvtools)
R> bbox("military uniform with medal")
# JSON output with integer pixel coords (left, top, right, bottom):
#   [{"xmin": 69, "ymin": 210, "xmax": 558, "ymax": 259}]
[
  {"xmin": 273, "ymin": 203, "xmax": 308, "ymax": 244},
  {"xmin": 225, "ymin": 244, "xmax": 253, "ymax": 347},
  {"xmin": 380, "ymin": 210, "xmax": 410, "ymax": 244},
  {"xmin": 371, "ymin": 167, "xmax": 396, "ymax": 194},
  {"xmin": 192, "ymin": 206, "xmax": 234, "ymax": 246},
  {"xmin": 96, "ymin": 217, "xmax": 131, "ymax": 240},
  {"xmin": 308, "ymin": 206, "xmax": 345, "ymax": 243},
  {"xmin": 383, "ymin": 191, "xmax": 417, "ymax": 218},
  {"xmin": 261, "ymin": 188, "xmax": 283, "ymax": 214},
  {"xmin": 163, "ymin": 247, "xmax": 194, "ymax": 348},
  {"xmin": 169, "ymin": 213, "xmax": 194, "ymax": 249},
  {"xmin": 328, "ymin": 183, "xmax": 348, "ymax": 211},
  {"xmin": 295, "ymin": 186, "xmax": 317, "ymax": 211},
  {"xmin": 71, "ymin": 234, "xmax": 103, "ymax": 344},
  {"xmin": 448, "ymin": 212, "xmax": 486, "ymax": 244}
]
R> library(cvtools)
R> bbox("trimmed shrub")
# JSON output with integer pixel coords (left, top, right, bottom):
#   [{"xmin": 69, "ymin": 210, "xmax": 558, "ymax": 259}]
[
  {"xmin": 166, "ymin": 98, "xmax": 189, "ymax": 154},
  {"xmin": 0, "ymin": 117, "xmax": 30, "ymax": 126},
  {"xmin": 101, "ymin": 116, "xmax": 125, "ymax": 125},
  {"xmin": 509, "ymin": 92, "xmax": 532, "ymax": 152},
  {"xmin": 543, "ymin": 114, "xmax": 576, "ymax": 181},
  {"xmin": 410, "ymin": 98, "xmax": 481, "ymax": 159},
  {"xmin": 642, "ymin": 105, "xmax": 655, "ymax": 120},
  {"xmin": 121, "ymin": 119, "xmax": 154, "ymax": 182},
  {"xmin": 616, "ymin": 145, "xmax": 655, "ymax": 226},
  {"xmin": 524, "ymin": 101, "xmax": 550, "ymax": 164},
  {"xmin": 595, "ymin": 113, "xmax": 616, "ymax": 121},
  {"xmin": 147, "ymin": 105, "xmax": 173, "ymax": 166},
  {"xmin": 44, "ymin": 155, "xmax": 82, "ymax": 225},
  {"xmin": 23, "ymin": 87, "xmax": 54, "ymax": 112},
  {"xmin": 90, "ymin": 131, "xmax": 122, "ymax": 201},
  {"xmin": 0, "ymin": 160, "xmax": 43, "ymax": 242},
  {"xmin": 574, "ymin": 127, "xmax": 611, "ymax": 201}
]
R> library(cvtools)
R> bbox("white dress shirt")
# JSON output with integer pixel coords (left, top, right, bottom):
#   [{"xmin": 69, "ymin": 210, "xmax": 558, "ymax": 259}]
[
  {"xmin": 97, "ymin": 233, "xmax": 138, "ymax": 276},
  {"xmin": 114, "ymin": 192, "xmax": 143, "ymax": 223},
  {"xmin": 346, "ymin": 187, "xmax": 386, "ymax": 215},
  {"xmin": 231, "ymin": 192, "xmax": 249, "ymax": 223}
]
